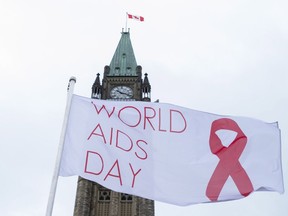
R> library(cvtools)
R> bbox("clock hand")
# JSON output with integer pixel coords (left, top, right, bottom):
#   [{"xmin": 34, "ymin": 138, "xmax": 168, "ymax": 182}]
[
  {"xmin": 116, "ymin": 90, "xmax": 132, "ymax": 97},
  {"xmin": 116, "ymin": 90, "xmax": 125, "ymax": 94}
]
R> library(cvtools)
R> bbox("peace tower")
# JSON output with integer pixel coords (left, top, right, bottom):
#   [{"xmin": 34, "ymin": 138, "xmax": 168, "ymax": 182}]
[{"xmin": 73, "ymin": 30, "xmax": 155, "ymax": 216}]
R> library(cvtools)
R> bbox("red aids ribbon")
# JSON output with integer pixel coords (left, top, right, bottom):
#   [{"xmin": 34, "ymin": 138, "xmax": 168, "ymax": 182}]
[{"xmin": 206, "ymin": 118, "xmax": 254, "ymax": 201}]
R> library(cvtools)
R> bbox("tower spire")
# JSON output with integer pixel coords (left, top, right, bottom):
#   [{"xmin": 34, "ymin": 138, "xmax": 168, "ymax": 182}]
[
  {"xmin": 142, "ymin": 73, "xmax": 151, "ymax": 101},
  {"xmin": 91, "ymin": 73, "xmax": 102, "ymax": 99},
  {"xmin": 108, "ymin": 31, "xmax": 137, "ymax": 76}
]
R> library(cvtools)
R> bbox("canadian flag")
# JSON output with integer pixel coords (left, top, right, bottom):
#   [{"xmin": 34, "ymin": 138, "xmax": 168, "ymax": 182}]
[{"xmin": 127, "ymin": 13, "xmax": 144, "ymax": 22}]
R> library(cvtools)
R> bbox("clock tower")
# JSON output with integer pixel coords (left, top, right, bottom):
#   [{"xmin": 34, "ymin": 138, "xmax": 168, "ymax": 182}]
[{"xmin": 73, "ymin": 30, "xmax": 154, "ymax": 216}]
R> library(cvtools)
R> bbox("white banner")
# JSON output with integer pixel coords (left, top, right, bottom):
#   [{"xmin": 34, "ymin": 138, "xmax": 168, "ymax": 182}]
[{"xmin": 60, "ymin": 94, "xmax": 284, "ymax": 205}]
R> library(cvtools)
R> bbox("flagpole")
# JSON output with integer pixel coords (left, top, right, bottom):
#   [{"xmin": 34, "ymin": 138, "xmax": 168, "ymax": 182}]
[
  {"xmin": 46, "ymin": 76, "xmax": 77, "ymax": 216},
  {"xmin": 125, "ymin": 12, "xmax": 128, "ymax": 32}
]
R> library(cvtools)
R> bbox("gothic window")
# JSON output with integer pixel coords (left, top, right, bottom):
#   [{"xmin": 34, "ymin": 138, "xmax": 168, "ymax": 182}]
[
  {"xmin": 98, "ymin": 190, "xmax": 111, "ymax": 202},
  {"xmin": 115, "ymin": 67, "xmax": 120, "ymax": 75},
  {"xmin": 127, "ymin": 67, "xmax": 131, "ymax": 75},
  {"xmin": 121, "ymin": 193, "xmax": 133, "ymax": 202},
  {"xmin": 120, "ymin": 193, "xmax": 133, "ymax": 216}
]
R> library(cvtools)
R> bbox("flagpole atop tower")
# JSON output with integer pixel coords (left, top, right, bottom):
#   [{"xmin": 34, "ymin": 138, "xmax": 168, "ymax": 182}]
[
  {"xmin": 46, "ymin": 76, "xmax": 76, "ymax": 216},
  {"xmin": 125, "ymin": 12, "xmax": 128, "ymax": 32}
]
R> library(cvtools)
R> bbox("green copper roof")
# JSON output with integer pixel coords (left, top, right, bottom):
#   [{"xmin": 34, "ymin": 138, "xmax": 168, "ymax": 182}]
[{"xmin": 108, "ymin": 31, "xmax": 138, "ymax": 76}]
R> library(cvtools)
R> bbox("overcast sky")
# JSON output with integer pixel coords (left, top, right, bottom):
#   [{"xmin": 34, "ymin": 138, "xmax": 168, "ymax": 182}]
[{"xmin": 1, "ymin": 0, "xmax": 288, "ymax": 215}]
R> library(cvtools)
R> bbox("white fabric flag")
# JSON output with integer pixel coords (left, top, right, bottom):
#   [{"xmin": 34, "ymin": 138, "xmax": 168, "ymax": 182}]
[{"xmin": 60, "ymin": 94, "xmax": 284, "ymax": 205}]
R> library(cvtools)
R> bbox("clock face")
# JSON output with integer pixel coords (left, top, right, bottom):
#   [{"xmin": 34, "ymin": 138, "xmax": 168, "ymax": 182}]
[{"xmin": 110, "ymin": 86, "xmax": 133, "ymax": 99}]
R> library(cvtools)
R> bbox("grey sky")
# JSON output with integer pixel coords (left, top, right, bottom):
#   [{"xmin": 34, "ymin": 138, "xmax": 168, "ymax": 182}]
[{"xmin": 0, "ymin": 0, "xmax": 287, "ymax": 215}]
